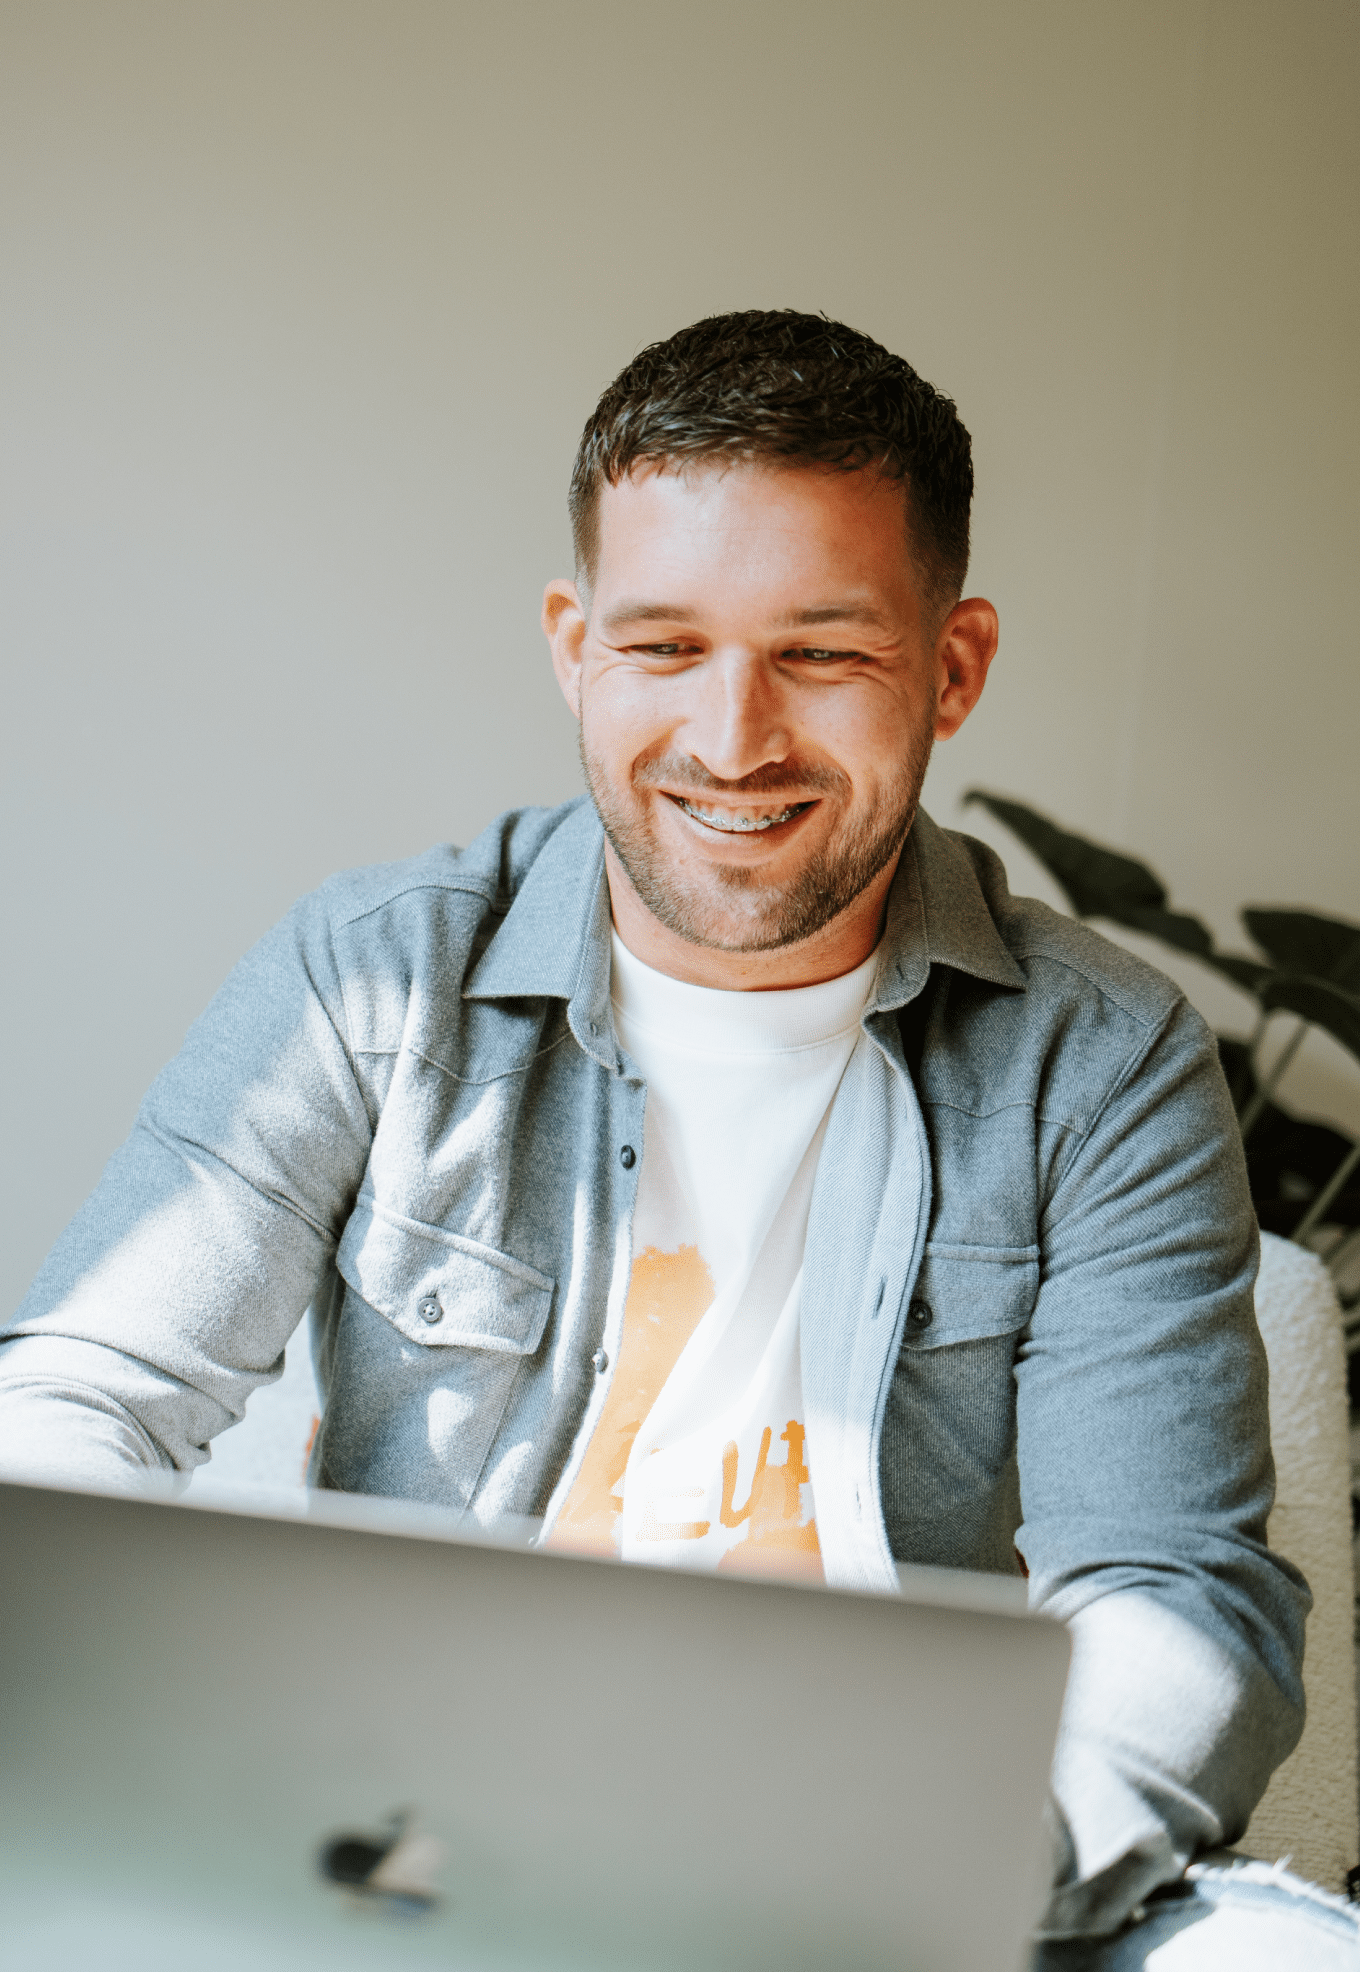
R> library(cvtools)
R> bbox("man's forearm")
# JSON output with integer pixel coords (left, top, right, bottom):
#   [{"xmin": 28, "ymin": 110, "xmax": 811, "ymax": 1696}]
[
  {"xmin": 0, "ymin": 1344, "xmax": 178, "ymax": 1490},
  {"xmin": 0, "ymin": 1327, "xmax": 273, "ymax": 1480},
  {"xmin": 1038, "ymin": 1587, "xmax": 1306, "ymax": 1937},
  {"xmin": 2, "ymin": 888, "xmax": 370, "ymax": 1480}
]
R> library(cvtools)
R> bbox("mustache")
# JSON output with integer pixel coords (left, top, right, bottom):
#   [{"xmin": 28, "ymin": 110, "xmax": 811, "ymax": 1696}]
[{"xmin": 632, "ymin": 755, "xmax": 848, "ymax": 800}]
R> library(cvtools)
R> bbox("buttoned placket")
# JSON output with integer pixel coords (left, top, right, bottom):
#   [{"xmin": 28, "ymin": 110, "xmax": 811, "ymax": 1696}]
[{"xmin": 535, "ymin": 905, "xmax": 648, "ymax": 1542}]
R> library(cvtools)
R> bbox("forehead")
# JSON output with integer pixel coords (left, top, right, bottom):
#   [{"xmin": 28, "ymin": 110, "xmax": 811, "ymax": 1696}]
[{"xmin": 592, "ymin": 458, "xmax": 917, "ymax": 606}]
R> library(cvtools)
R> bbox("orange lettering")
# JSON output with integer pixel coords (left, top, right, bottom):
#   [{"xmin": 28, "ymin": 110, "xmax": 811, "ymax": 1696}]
[
  {"xmin": 720, "ymin": 1428, "xmax": 772, "ymax": 1528},
  {"xmin": 779, "ymin": 1420, "xmax": 808, "ymax": 1518},
  {"xmin": 635, "ymin": 1490, "xmax": 711, "ymax": 1543}
]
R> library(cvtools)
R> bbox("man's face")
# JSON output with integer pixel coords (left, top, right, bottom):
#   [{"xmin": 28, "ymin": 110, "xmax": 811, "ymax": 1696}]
[{"xmin": 545, "ymin": 458, "xmax": 993, "ymax": 973}]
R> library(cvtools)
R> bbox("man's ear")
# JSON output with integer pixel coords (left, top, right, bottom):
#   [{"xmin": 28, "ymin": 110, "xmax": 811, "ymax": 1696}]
[
  {"xmin": 933, "ymin": 597, "xmax": 999, "ymax": 741},
  {"xmin": 542, "ymin": 579, "xmax": 587, "ymax": 721}
]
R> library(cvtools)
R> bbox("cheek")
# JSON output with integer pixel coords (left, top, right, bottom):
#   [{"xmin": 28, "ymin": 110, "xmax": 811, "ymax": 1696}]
[
  {"xmin": 580, "ymin": 682, "xmax": 652, "ymax": 791},
  {"xmin": 583, "ymin": 668, "xmax": 678, "ymax": 764},
  {"xmin": 791, "ymin": 688, "xmax": 906, "ymax": 784}
]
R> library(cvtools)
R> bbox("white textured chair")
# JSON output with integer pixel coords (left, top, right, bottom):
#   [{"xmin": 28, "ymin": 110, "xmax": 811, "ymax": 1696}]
[
  {"xmin": 1241, "ymin": 1231, "xmax": 1358, "ymax": 1890},
  {"xmin": 190, "ymin": 1235, "xmax": 1359, "ymax": 1890}
]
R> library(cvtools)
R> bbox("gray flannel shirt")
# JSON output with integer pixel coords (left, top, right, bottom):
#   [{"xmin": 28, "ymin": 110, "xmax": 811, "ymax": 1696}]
[{"xmin": 0, "ymin": 798, "xmax": 1308, "ymax": 1936}]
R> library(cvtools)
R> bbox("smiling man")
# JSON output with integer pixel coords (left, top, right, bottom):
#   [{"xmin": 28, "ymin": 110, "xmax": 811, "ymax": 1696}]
[{"xmin": 3, "ymin": 311, "xmax": 1349, "ymax": 1967}]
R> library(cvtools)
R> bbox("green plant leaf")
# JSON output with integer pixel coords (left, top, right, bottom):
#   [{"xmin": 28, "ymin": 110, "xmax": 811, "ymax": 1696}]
[
  {"xmin": 1117, "ymin": 906, "xmax": 1215, "ymax": 955},
  {"xmin": 962, "ymin": 790, "xmax": 1267, "ymax": 989},
  {"xmin": 1218, "ymin": 1033, "xmax": 1359, "ymax": 1229},
  {"xmin": 962, "ymin": 791, "xmax": 1168, "ymax": 916},
  {"xmin": 1258, "ymin": 975, "xmax": 1360, "ymax": 1066},
  {"xmin": 1242, "ymin": 909, "xmax": 1360, "ymax": 990},
  {"xmin": 1200, "ymin": 952, "xmax": 1273, "ymax": 992}
]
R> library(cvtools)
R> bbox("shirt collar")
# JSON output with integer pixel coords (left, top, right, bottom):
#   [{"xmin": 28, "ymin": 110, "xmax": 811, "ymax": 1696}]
[
  {"xmin": 868, "ymin": 805, "xmax": 1025, "ymax": 1015},
  {"xmin": 462, "ymin": 797, "xmax": 1024, "ymax": 1054},
  {"xmin": 462, "ymin": 799, "xmax": 617, "ymax": 1069}
]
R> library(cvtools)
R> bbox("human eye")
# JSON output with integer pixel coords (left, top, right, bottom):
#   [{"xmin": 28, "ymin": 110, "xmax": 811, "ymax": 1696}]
[
  {"xmin": 626, "ymin": 639, "xmax": 704, "ymax": 661},
  {"xmin": 787, "ymin": 645, "xmax": 862, "ymax": 666}
]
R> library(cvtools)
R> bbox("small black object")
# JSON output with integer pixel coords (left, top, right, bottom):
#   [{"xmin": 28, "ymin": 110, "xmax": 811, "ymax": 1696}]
[
  {"xmin": 620, "ymin": 1144, "xmax": 636, "ymax": 1169},
  {"xmin": 320, "ymin": 1835, "xmax": 390, "ymax": 1886},
  {"xmin": 907, "ymin": 1298, "xmax": 934, "ymax": 1330},
  {"xmin": 1347, "ymin": 1864, "xmax": 1360, "ymax": 1905}
]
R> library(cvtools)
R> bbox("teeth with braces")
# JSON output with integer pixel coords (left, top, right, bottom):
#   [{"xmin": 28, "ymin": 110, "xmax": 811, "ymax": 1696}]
[{"xmin": 678, "ymin": 799, "xmax": 804, "ymax": 833}]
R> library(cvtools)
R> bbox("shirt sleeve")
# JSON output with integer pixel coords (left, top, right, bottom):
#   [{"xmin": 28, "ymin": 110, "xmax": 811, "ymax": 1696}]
[
  {"xmin": 1016, "ymin": 991, "xmax": 1311, "ymax": 1938},
  {"xmin": 0, "ymin": 887, "xmax": 374, "ymax": 1486}
]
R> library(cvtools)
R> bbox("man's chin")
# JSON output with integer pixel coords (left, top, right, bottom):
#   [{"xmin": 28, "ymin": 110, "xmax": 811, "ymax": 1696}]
[
  {"xmin": 639, "ymin": 896, "xmax": 817, "ymax": 957},
  {"xmin": 608, "ymin": 838, "xmax": 904, "ymax": 956}
]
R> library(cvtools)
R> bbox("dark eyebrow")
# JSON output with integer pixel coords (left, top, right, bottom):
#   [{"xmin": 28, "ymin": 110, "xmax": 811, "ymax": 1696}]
[
  {"xmin": 598, "ymin": 599, "xmax": 894, "ymax": 635},
  {"xmin": 778, "ymin": 603, "xmax": 895, "ymax": 633},
  {"xmin": 598, "ymin": 600, "xmax": 700, "ymax": 633}
]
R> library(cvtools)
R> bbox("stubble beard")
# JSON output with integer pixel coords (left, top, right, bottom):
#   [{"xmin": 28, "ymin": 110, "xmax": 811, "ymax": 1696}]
[{"xmin": 579, "ymin": 720, "xmax": 934, "ymax": 955}]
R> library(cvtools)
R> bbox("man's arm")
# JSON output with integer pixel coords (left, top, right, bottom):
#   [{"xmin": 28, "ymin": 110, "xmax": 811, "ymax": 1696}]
[
  {"xmin": 1017, "ymin": 993, "xmax": 1309, "ymax": 1937},
  {"xmin": 0, "ymin": 888, "xmax": 374, "ymax": 1487}
]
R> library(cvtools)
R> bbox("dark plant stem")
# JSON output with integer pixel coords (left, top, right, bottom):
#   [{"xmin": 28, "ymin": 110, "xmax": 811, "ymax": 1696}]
[
  {"xmin": 1239, "ymin": 1018, "xmax": 1308, "ymax": 1144},
  {"xmin": 1231, "ymin": 1010, "xmax": 1269, "ymax": 1114},
  {"xmin": 1292, "ymin": 1142, "xmax": 1360, "ymax": 1246}
]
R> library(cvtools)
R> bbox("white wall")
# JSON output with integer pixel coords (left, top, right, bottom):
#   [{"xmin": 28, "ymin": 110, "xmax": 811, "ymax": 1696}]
[{"xmin": 2, "ymin": 0, "xmax": 1357, "ymax": 1315}]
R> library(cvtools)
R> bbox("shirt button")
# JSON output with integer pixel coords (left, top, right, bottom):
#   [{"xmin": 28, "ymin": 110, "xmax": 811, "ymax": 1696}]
[
  {"xmin": 592, "ymin": 1349, "xmax": 609, "ymax": 1374},
  {"xmin": 417, "ymin": 1295, "xmax": 443, "ymax": 1325},
  {"xmin": 619, "ymin": 1145, "xmax": 636, "ymax": 1169},
  {"xmin": 907, "ymin": 1298, "xmax": 934, "ymax": 1331}
]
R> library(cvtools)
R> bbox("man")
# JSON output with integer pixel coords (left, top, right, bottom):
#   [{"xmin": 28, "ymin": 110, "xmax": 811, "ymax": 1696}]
[{"xmin": 1, "ymin": 311, "xmax": 1352, "ymax": 1965}]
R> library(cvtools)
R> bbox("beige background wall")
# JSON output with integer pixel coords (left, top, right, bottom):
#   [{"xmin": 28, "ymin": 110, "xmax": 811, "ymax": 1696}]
[{"xmin": 2, "ymin": 0, "xmax": 1356, "ymax": 1316}]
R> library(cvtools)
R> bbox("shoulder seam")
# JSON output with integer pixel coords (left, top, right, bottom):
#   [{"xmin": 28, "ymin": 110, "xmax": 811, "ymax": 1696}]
[
  {"xmin": 329, "ymin": 874, "xmax": 501, "ymax": 936},
  {"xmin": 999, "ymin": 942, "xmax": 1181, "ymax": 1030}
]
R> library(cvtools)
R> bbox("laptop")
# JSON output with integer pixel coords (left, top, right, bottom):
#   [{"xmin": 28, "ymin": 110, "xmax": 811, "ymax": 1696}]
[{"xmin": 0, "ymin": 1478, "xmax": 1069, "ymax": 1971}]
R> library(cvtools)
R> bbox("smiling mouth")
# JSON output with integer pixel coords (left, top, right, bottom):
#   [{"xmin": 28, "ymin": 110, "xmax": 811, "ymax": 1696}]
[{"xmin": 673, "ymin": 797, "xmax": 814, "ymax": 834}]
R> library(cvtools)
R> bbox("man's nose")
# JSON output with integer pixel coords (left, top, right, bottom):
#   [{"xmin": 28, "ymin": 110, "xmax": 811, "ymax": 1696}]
[{"xmin": 683, "ymin": 650, "xmax": 794, "ymax": 783}]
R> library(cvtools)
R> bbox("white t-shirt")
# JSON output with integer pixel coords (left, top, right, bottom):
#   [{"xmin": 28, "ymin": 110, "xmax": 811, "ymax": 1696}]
[{"xmin": 544, "ymin": 931, "xmax": 879, "ymax": 1581}]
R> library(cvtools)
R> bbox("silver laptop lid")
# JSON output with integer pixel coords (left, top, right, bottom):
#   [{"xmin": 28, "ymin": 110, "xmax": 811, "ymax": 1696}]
[{"xmin": 0, "ymin": 1482, "xmax": 1068, "ymax": 1971}]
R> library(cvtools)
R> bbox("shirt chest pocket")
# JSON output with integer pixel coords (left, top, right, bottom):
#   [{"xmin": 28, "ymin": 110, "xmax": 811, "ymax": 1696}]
[
  {"xmin": 322, "ymin": 1198, "xmax": 558, "ymax": 1506},
  {"xmin": 899, "ymin": 1243, "xmax": 1039, "ymax": 1352},
  {"xmin": 335, "ymin": 1198, "xmax": 555, "ymax": 1355}
]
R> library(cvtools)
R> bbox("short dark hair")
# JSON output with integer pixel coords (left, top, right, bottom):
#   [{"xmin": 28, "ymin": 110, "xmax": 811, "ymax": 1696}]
[{"xmin": 568, "ymin": 309, "xmax": 974, "ymax": 628}]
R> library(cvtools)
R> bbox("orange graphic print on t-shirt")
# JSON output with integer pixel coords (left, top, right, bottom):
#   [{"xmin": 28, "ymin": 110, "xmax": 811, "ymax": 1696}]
[
  {"xmin": 546, "ymin": 1244, "xmax": 714, "ymax": 1556},
  {"xmin": 548, "ymin": 1244, "xmax": 823, "ymax": 1582},
  {"xmin": 713, "ymin": 1420, "xmax": 822, "ymax": 1581}
]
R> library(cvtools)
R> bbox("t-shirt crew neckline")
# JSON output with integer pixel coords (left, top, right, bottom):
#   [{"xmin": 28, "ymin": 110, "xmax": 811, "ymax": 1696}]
[{"xmin": 608, "ymin": 931, "xmax": 882, "ymax": 1057}]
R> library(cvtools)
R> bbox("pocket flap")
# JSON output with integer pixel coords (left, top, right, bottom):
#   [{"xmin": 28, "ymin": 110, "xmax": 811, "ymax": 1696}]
[
  {"xmin": 336, "ymin": 1199, "xmax": 555, "ymax": 1355},
  {"xmin": 901, "ymin": 1243, "xmax": 1039, "ymax": 1350}
]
